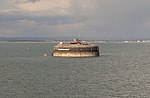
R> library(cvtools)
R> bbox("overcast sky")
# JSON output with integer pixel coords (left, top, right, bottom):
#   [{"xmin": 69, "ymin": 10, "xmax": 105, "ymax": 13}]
[{"xmin": 0, "ymin": 0, "xmax": 150, "ymax": 40}]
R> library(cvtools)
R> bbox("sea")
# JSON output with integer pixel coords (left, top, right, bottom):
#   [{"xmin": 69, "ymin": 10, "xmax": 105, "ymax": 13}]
[{"xmin": 0, "ymin": 42, "xmax": 150, "ymax": 98}]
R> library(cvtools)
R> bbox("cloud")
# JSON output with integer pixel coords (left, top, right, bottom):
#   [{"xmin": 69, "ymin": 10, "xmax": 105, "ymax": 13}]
[
  {"xmin": 0, "ymin": 0, "xmax": 40, "ymax": 3},
  {"xmin": 17, "ymin": 0, "xmax": 70, "ymax": 15},
  {"xmin": 0, "ymin": 0, "xmax": 71, "ymax": 16},
  {"xmin": 0, "ymin": 0, "xmax": 150, "ymax": 39},
  {"xmin": 69, "ymin": 0, "xmax": 98, "ymax": 16}
]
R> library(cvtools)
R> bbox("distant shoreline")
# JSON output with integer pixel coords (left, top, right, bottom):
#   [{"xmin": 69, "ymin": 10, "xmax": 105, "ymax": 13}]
[
  {"xmin": 0, "ymin": 40, "xmax": 150, "ymax": 43},
  {"xmin": 1, "ymin": 37, "xmax": 150, "ymax": 43}
]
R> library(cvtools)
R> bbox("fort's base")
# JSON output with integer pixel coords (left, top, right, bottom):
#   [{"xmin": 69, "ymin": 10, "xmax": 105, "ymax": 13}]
[{"xmin": 52, "ymin": 52, "xmax": 99, "ymax": 57}]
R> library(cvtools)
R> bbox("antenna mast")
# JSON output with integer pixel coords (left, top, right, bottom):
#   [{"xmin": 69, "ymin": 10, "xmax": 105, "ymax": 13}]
[{"xmin": 78, "ymin": 32, "xmax": 81, "ymax": 39}]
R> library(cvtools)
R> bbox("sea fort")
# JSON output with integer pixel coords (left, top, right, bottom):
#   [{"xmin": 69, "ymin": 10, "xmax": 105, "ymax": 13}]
[{"xmin": 52, "ymin": 39, "xmax": 99, "ymax": 57}]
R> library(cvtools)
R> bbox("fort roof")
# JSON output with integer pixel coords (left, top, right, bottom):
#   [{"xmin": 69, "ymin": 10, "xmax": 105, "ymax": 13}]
[{"xmin": 54, "ymin": 44, "xmax": 97, "ymax": 48}]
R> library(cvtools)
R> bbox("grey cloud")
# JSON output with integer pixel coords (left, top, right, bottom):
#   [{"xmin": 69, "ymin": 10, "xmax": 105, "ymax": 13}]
[
  {"xmin": 69, "ymin": 0, "xmax": 150, "ymax": 39},
  {"xmin": 0, "ymin": 12, "xmax": 87, "ymax": 26},
  {"xmin": 1, "ymin": 0, "xmax": 40, "ymax": 3},
  {"xmin": 0, "ymin": 11, "xmax": 88, "ymax": 37},
  {"xmin": 17, "ymin": 0, "xmax": 40, "ymax": 3},
  {"xmin": 1, "ymin": 0, "xmax": 150, "ymax": 39}
]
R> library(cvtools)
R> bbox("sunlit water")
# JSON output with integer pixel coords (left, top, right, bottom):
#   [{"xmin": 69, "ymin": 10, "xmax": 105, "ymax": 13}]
[{"xmin": 0, "ymin": 42, "xmax": 150, "ymax": 98}]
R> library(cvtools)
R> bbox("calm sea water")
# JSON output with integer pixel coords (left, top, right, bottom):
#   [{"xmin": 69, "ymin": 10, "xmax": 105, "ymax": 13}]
[{"xmin": 0, "ymin": 42, "xmax": 150, "ymax": 98}]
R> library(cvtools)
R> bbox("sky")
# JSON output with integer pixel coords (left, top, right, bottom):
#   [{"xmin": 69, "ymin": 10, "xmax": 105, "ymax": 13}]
[{"xmin": 0, "ymin": 0, "xmax": 150, "ymax": 40}]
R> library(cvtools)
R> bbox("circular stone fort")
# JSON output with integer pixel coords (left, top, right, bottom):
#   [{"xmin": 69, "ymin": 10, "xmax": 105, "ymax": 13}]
[{"xmin": 52, "ymin": 39, "xmax": 99, "ymax": 57}]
